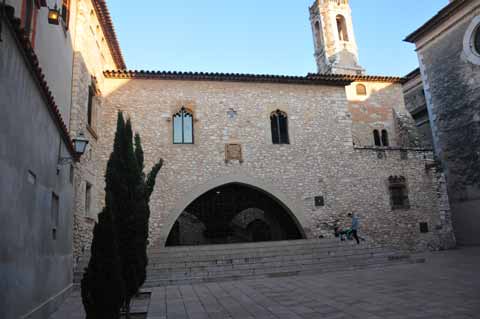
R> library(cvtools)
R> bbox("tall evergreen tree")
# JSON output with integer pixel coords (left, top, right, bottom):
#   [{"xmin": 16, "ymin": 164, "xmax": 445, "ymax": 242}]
[
  {"xmin": 81, "ymin": 113, "xmax": 127, "ymax": 319},
  {"xmin": 82, "ymin": 112, "xmax": 163, "ymax": 319}
]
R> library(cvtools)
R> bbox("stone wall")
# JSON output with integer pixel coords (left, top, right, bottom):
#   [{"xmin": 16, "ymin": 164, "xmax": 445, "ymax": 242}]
[
  {"xmin": 402, "ymin": 71, "xmax": 433, "ymax": 148},
  {"xmin": 96, "ymin": 77, "xmax": 455, "ymax": 252},
  {"xmin": 415, "ymin": 4, "xmax": 480, "ymax": 245},
  {"xmin": 68, "ymin": 0, "xmax": 120, "ymax": 260},
  {"xmin": 346, "ymin": 81, "xmax": 414, "ymax": 148}
]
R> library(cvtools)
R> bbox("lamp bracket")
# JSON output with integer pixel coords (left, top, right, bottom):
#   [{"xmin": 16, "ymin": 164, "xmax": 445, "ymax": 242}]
[{"xmin": 58, "ymin": 157, "xmax": 74, "ymax": 165}]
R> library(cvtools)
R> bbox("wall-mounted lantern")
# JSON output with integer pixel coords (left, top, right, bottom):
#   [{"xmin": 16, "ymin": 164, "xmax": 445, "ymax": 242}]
[
  {"xmin": 48, "ymin": 4, "xmax": 60, "ymax": 25},
  {"xmin": 58, "ymin": 133, "xmax": 89, "ymax": 166},
  {"xmin": 73, "ymin": 133, "xmax": 89, "ymax": 156}
]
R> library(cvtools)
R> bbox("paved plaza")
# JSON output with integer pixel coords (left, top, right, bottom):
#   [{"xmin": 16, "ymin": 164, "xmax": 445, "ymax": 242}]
[{"xmin": 51, "ymin": 247, "xmax": 480, "ymax": 319}]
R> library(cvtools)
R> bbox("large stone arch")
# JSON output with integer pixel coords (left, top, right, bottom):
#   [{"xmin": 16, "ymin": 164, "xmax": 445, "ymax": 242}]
[{"xmin": 157, "ymin": 174, "xmax": 310, "ymax": 246}]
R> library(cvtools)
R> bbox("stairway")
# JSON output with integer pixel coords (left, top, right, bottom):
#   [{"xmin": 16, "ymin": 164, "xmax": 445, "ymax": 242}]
[{"xmin": 74, "ymin": 239, "xmax": 420, "ymax": 288}]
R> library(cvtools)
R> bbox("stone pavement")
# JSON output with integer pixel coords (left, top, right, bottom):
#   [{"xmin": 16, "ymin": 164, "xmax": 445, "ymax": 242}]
[{"xmin": 51, "ymin": 247, "xmax": 480, "ymax": 319}]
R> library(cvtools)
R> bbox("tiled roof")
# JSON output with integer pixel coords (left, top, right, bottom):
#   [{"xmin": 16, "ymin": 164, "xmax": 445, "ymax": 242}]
[
  {"xmin": 403, "ymin": 68, "xmax": 421, "ymax": 82},
  {"xmin": 404, "ymin": 0, "xmax": 471, "ymax": 43},
  {"xmin": 307, "ymin": 73, "xmax": 405, "ymax": 84},
  {"xmin": 2, "ymin": 5, "xmax": 77, "ymax": 158},
  {"xmin": 92, "ymin": 0, "xmax": 126, "ymax": 69},
  {"xmin": 104, "ymin": 70, "xmax": 406, "ymax": 85}
]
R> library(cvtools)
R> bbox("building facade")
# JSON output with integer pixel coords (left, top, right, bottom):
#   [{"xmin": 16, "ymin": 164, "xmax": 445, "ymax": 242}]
[
  {"xmin": 0, "ymin": 0, "xmax": 123, "ymax": 318},
  {"xmin": 74, "ymin": 0, "xmax": 454, "ymax": 254},
  {"xmin": 405, "ymin": 0, "xmax": 480, "ymax": 245},
  {"xmin": 1, "ymin": 1, "xmax": 76, "ymax": 318},
  {"xmin": 65, "ymin": 0, "xmax": 456, "ymax": 257},
  {"xmin": 97, "ymin": 71, "xmax": 455, "ymax": 252},
  {"xmin": 1, "ymin": 0, "xmax": 464, "ymax": 317}
]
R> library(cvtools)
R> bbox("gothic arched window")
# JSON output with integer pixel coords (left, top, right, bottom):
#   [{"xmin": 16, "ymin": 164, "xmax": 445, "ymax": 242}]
[
  {"xmin": 271, "ymin": 110, "xmax": 289, "ymax": 144},
  {"xmin": 336, "ymin": 15, "xmax": 349, "ymax": 42},
  {"xmin": 173, "ymin": 107, "xmax": 194, "ymax": 144},
  {"xmin": 381, "ymin": 130, "xmax": 389, "ymax": 147},
  {"xmin": 373, "ymin": 130, "xmax": 381, "ymax": 146},
  {"xmin": 356, "ymin": 84, "xmax": 367, "ymax": 96}
]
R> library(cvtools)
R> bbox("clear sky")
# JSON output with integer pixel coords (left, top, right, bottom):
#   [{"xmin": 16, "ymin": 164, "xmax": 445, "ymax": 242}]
[{"xmin": 106, "ymin": 0, "xmax": 448, "ymax": 76}]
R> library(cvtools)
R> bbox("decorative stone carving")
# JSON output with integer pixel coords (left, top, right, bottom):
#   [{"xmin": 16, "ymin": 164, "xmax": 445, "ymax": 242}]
[{"xmin": 225, "ymin": 144, "xmax": 243, "ymax": 163}]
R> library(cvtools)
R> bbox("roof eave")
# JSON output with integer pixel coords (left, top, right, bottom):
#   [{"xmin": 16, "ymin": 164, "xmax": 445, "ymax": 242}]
[{"xmin": 404, "ymin": 0, "xmax": 470, "ymax": 43}]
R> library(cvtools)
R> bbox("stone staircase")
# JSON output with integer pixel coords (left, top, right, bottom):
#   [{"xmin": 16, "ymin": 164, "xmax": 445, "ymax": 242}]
[{"xmin": 73, "ymin": 239, "xmax": 421, "ymax": 287}]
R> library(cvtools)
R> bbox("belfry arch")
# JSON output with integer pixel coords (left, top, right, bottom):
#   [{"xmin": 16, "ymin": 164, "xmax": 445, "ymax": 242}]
[{"xmin": 159, "ymin": 175, "xmax": 309, "ymax": 247}]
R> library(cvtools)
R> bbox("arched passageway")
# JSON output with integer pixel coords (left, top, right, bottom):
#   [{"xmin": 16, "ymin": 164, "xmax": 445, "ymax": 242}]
[{"xmin": 166, "ymin": 183, "xmax": 304, "ymax": 246}]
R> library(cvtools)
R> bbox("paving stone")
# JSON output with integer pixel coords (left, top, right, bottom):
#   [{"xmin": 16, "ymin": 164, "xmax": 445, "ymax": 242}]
[{"xmin": 51, "ymin": 247, "xmax": 480, "ymax": 319}]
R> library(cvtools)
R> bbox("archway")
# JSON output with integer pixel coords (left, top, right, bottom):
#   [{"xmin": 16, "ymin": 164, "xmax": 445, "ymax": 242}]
[{"xmin": 165, "ymin": 182, "xmax": 305, "ymax": 246}]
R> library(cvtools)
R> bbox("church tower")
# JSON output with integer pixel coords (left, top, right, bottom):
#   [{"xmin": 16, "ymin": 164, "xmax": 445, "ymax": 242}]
[{"xmin": 309, "ymin": 0, "xmax": 365, "ymax": 75}]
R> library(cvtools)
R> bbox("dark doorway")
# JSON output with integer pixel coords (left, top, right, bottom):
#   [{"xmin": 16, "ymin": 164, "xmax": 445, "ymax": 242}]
[{"xmin": 166, "ymin": 183, "xmax": 303, "ymax": 246}]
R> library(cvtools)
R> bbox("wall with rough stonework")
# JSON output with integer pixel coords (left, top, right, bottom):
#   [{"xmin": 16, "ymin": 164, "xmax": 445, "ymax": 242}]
[
  {"xmin": 96, "ymin": 77, "xmax": 455, "ymax": 252},
  {"xmin": 415, "ymin": 6, "xmax": 480, "ymax": 245},
  {"xmin": 68, "ymin": 0, "xmax": 119, "ymax": 261},
  {"xmin": 403, "ymin": 71, "xmax": 433, "ymax": 148},
  {"xmin": 346, "ymin": 81, "xmax": 415, "ymax": 148}
]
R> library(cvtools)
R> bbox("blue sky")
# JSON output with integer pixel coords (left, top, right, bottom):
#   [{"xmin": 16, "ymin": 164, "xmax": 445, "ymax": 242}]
[{"xmin": 106, "ymin": 0, "xmax": 447, "ymax": 76}]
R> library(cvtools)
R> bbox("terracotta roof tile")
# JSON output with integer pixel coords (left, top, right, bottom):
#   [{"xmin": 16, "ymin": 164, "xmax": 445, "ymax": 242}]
[{"xmin": 104, "ymin": 70, "xmax": 406, "ymax": 85}]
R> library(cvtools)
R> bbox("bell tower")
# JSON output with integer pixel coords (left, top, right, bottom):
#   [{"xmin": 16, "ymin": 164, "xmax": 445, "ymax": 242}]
[{"xmin": 309, "ymin": 0, "xmax": 365, "ymax": 75}]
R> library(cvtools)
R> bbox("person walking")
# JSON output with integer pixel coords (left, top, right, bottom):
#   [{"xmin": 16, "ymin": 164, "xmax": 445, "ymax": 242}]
[{"xmin": 348, "ymin": 213, "xmax": 360, "ymax": 244}]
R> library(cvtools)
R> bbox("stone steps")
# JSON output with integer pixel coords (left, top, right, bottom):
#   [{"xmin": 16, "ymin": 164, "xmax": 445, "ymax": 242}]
[{"xmin": 74, "ymin": 239, "xmax": 418, "ymax": 287}]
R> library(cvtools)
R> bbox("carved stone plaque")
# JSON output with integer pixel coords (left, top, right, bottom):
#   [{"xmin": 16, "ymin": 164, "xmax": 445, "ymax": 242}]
[{"xmin": 225, "ymin": 144, "xmax": 243, "ymax": 163}]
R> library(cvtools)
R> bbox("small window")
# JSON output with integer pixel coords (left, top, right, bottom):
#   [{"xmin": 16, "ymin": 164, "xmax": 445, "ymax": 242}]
[
  {"xmin": 419, "ymin": 222, "xmax": 429, "ymax": 233},
  {"xmin": 173, "ymin": 107, "xmax": 194, "ymax": 144},
  {"xmin": 336, "ymin": 15, "xmax": 349, "ymax": 41},
  {"xmin": 85, "ymin": 182, "xmax": 92, "ymax": 216},
  {"xmin": 373, "ymin": 130, "xmax": 381, "ymax": 146},
  {"xmin": 51, "ymin": 193, "xmax": 59, "ymax": 239},
  {"xmin": 87, "ymin": 85, "xmax": 95, "ymax": 128},
  {"xmin": 388, "ymin": 176, "xmax": 410, "ymax": 210},
  {"xmin": 381, "ymin": 130, "xmax": 389, "ymax": 147},
  {"xmin": 271, "ymin": 110, "xmax": 290, "ymax": 144},
  {"xmin": 356, "ymin": 84, "xmax": 367, "ymax": 96}
]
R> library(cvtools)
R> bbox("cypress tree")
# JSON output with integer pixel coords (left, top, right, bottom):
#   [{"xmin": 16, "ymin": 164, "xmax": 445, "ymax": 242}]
[
  {"xmin": 82, "ymin": 112, "xmax": 163, "ymax": 318},
  {"xmin": 81, "ymin": 113, "xmax": 127, "ymax": 319}
]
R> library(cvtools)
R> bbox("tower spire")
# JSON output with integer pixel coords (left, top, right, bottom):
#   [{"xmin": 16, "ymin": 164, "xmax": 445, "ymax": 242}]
[{"xmin": 309, "ymin": 0, "xmax": 365, "ymax": 75}]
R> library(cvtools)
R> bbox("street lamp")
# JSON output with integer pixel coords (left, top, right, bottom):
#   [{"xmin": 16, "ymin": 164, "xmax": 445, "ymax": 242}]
[
  {"xmin": 58, "ymin": 132, "xmax": 89, "ymax": 165},
  {"xmin": 48, "ymin": 3, "xmax": 60, "ymax": 25},
  {"xmin": 73, "ymin": 132, "xmax": 89, "ymax": 156}
]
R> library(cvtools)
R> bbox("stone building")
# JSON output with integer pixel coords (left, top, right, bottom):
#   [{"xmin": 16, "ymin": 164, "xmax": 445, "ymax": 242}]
[
  {"xmin": 0, "ymin": 0, "xmax": 461, "ymax": 316},
  {"xmin": 66, "ymin": 0, "xmax": 125, "ymax": 264},
  {"xmin": 405, "ymin": 0, "xmax": 480, "ymax": 245},
  {"xmin": 0, "ymin": 0, "xmax": 122, "ymax": 318},
  {"xmin": 69, "ymin": 0, "xmax": 455, "ymax": 254}
]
